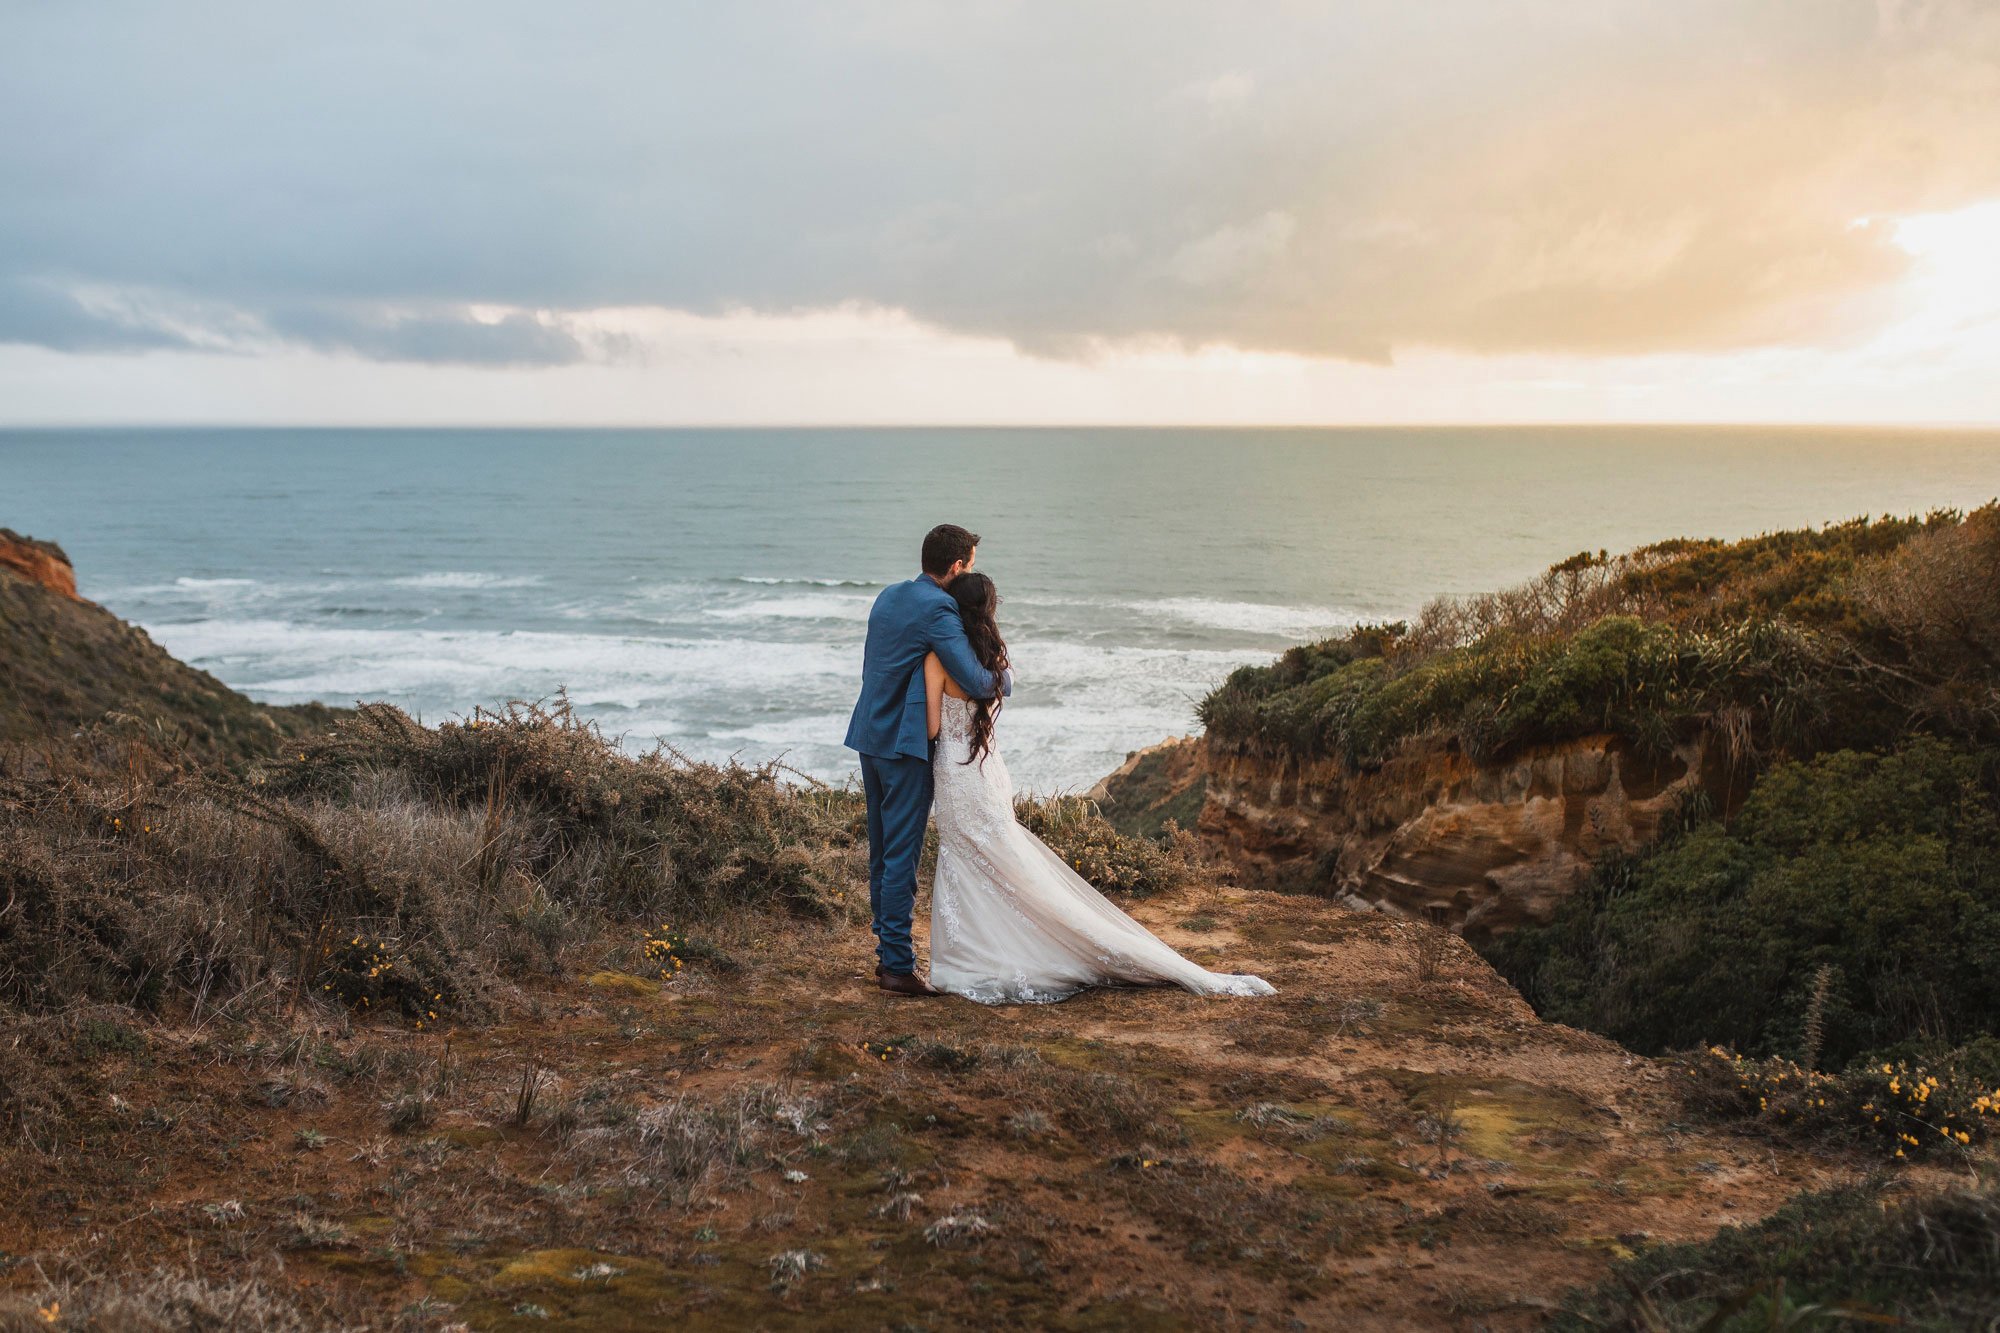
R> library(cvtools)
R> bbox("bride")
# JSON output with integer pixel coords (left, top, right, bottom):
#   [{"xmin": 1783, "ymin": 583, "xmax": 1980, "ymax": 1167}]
[{"xmin": 921, "ymin": 572, "xmax": 1276, "ymax": 1005}]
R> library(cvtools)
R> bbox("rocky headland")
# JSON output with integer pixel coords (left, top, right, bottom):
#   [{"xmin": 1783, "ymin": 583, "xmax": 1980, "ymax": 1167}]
[{"xmin": 1, "ymin": 518, "xmax": 1996, "ymax": 1330}]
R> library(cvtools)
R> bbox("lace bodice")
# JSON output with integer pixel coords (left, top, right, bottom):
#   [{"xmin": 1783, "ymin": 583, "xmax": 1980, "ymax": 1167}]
[{"xmin": 936, "ymin": 692, "xmax": 982, "ymax": 749}]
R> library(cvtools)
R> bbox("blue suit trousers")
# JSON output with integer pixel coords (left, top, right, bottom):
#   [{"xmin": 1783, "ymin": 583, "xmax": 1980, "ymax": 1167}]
[{"xmin": 859, "ymin": 750, "xmax": 932, "ymax": 975}]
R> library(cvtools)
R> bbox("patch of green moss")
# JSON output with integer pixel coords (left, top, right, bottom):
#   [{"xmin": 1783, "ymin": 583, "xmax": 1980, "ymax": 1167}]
[
  {"xmin": 402, "ymin": 1235, "xmax": 1101, "ymax": 1332},
  {"xmin": 1382, "ymin": 1070, "xmax": 1604, "ymax": 1168}
]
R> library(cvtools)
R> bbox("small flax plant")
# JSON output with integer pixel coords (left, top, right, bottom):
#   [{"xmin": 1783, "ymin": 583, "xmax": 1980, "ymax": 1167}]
[
  {"xmin": 1408, "ymin": 906, "xmax": 1455, "ymax": 985},
  {"xmin": 1415, "ymin": 1088, "xmax": 1467, "ymax": 1175},
  {"xmin": 1800, "ymin": 963, "xmax": 1833, "ymax": 1072},
  {"xmin": 924, "ymin": 1210, "xmax": 994, "ymax": 1248},
  {"xmin": 512, "ymin": 1058, "xmax": 545, "ymax": 1128},
  {"xmin": 767, "ymin": 1249, "xmax": 825, "ymax": 1288}
]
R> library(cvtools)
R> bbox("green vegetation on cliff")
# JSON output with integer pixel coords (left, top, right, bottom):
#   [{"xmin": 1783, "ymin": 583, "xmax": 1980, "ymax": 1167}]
[
  {"xmin": 1441, "ymin": 512, "xmax": 2000, "ymax": 1084},
  {"xmin": 1199, "ymin": 506, "xmax": 1999, "ymax": 769},
  {"xmin": 1486, "ymin": 738, "xmax": 2000, "ymax": 1073}
]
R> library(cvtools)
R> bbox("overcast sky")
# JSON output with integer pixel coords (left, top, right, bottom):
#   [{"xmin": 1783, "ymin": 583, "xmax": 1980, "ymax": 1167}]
[{"xmin": 6, "ymin": 1, "xmax": 2000, "ymax": 424}]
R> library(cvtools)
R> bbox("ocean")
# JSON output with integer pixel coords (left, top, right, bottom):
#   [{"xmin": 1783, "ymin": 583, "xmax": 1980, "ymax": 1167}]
[{"xmin": 4, "ymin": 426, "xmax": 1996, "ymax": 792}]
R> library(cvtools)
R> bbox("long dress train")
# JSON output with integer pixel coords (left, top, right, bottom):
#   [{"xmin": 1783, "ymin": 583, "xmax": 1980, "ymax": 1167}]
[{"xmin": 928, "ymin": 695, "xmax": 1276, "ymax": 1005}]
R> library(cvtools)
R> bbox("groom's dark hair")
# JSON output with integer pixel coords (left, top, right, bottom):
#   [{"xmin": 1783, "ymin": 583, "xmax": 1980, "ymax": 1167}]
[{"xmin": 921, "ymin": 524, "xmax": 980, "ymax": 576}]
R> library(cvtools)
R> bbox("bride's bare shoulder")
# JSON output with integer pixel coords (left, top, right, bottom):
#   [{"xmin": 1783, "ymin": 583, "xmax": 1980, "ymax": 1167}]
[{"xmin": 926, "ymin": 650, "xmax": 970, "ymax": 699}]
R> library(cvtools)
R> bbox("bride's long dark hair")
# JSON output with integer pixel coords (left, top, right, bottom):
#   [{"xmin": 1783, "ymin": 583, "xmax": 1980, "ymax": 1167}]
[{"xmin": 948, "ymin": 572, "xmax": 1007, "ymax": 765}]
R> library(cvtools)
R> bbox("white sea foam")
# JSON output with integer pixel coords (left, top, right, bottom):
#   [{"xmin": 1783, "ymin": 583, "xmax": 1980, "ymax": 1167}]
[
  {"xmin": 139, "ymin": 613, "xmax": 1263, "ymax": 792},
  {"xmin": 390, "ymin": 571, "xmax": 546, "ymax": 589},
  {"xmin": 1126, "ymin": 597, "xmax": 1355, "ymax": 637},
  {"xmin": 149, "ymin": 620, "xmax": 858, "ymax": 700},
  {"xmin": 172, "ymin": 576, "xmax": 259, "ymax": 588},
  {"xmin": 706, "ymin": 711, "xmax": 857, "ymax": 747},
  {"xmin": 705, "ymin": 595, "xmax": 873, "ymax": 621},
  {"xmin": 734, "ymin": 576, "xmax": 881, "ymax": 588}
]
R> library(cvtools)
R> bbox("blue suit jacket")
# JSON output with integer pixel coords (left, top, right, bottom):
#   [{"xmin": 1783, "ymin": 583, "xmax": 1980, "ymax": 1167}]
[{"xmin": 845, "ymin": 574, "xmax": 1010, "ymax": 762}]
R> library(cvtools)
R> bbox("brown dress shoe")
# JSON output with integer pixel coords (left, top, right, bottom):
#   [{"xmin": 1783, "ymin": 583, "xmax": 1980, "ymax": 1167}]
[{"xmin": 877, "ymin": 970, "xmax": 941, "ymax": 997}]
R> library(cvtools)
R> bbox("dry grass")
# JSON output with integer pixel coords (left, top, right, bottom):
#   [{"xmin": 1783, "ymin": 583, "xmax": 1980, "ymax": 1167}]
[
  {"xmin": 0, "ymin": 1268, "xmax": 356, "ymax": 1333},
  {"xmin": 0, "ymin": 701, "xmax": 867, "ymax": 1036},
  {"xmin": 1405, "ymin": 909, "xmax": 1455, "ymax": 985}
]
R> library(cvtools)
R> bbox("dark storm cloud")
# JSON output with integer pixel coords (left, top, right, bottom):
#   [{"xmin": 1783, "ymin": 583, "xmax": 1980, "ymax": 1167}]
[
  {"xmin": 0, "ymin": 277, "xmax": 186, "ymax": 353},
  {"xmin": 2, "ymin": 1, "xmax": 1997, "ymax": 365}
]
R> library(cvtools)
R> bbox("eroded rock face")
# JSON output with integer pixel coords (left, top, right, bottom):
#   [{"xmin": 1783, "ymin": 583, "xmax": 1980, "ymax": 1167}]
[
  {"xmin": 0, "ymin": 529, "xmax": 77, "ymax": 599},
  {"xmin": 1197, "ymin": 733, "xmax": 1726, "ymax": 938}
]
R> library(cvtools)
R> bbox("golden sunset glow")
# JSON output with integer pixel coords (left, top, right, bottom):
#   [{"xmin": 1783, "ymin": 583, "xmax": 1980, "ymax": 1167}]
[{"xmin": 3, "ymin": 2, "xmax": 1999, "ymax": 423}]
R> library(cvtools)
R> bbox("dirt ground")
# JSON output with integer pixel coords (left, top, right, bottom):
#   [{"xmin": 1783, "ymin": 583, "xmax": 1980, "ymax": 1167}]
[{"xmin": 0, "ymin": 886, "xmax": 1884, "ymax": 1331}]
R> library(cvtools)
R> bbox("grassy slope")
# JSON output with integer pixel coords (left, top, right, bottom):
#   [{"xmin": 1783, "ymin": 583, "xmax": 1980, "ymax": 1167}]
[
  {"xmin": 0, "ymin": 564, "xmax": 344, "ymax": 767},
  {"xmin": 1199, "ymin": 506, "xmax": 1998, "ymax": 771}
]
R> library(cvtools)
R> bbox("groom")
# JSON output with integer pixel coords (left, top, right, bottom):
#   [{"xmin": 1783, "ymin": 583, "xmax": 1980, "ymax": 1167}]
[{"xmin": 846, "ymin": 524, "xmax": 1011, "ymax": 996}]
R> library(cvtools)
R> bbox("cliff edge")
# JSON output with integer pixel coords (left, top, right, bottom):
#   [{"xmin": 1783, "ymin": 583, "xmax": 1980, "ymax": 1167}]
[
  {"xmin": 1108, "ymin": 508, "xmax": 1999, "ymax": 936},
  {"xmin": 0, "ymin": 530, "xmax": 343, "ymax": 764}
]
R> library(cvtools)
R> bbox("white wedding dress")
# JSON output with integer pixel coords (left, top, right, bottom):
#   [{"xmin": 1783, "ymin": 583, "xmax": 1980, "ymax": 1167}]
[{"xmin": 928, "ymin": 694, "xmax": 1276, "ymax": 1005}]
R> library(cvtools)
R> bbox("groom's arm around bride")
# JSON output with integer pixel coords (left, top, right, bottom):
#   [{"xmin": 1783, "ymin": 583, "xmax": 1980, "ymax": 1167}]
[{"xmin": 843, "ymin": 525, "xmax": 1009, "ymax": 768}]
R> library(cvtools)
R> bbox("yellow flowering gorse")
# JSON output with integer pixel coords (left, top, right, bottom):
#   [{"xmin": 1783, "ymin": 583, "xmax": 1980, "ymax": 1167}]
[{"xmin": 1675, "ymin": 1047, "xmax": 1996, "ymax": 1163}]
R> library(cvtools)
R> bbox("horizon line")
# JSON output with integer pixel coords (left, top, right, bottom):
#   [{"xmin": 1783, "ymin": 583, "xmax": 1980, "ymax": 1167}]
[{"xmin": 6, "ymin": 419, "xmax": 2000, "ymax": 433}]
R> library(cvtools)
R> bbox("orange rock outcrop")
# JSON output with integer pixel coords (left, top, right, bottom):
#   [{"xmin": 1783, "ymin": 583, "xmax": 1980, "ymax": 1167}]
[{"xmin": 0, "ymin": 529, "xmax": 78, "ymax": 599}]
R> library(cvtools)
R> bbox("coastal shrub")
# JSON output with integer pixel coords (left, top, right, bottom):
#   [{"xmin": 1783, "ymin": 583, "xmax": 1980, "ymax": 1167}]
[
  {"xmin": 1205, "ymin": 613, "xmax": 1871, "ymax": 768},
  {"xmin": 1669, "ymin": 1046, "xmax": 1999, "ymax": 1162},
  {"xmin": 1855, "ymin": 500, "xmax": 2000, "ymax": 729},
  {"xmin": 0, "ymin": 703, "xmax": 864, "ymax": 1023},
  {"xmin": 1201, "ymin": 508, "xmax": 1997, "ymax": 769},
  {"xmin": 1014, "ymin": 794, "xmax": 1200, "ymax": 896},
  {"xmin": 317, "ymin": 934, "xmax": 446, "ymax": 1023},
  {"xmin": 1482, "ymin": 738, "xmax": 2000, "ymax": 1070},
  {"xmin": 1547, "ymin": 1178, "xmax": 2000, "ymax": 1331},
  {"xmin": 265, "ymin": 699, "xmax": 863, "ymax": 921}
]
